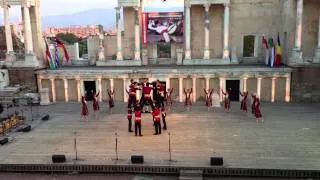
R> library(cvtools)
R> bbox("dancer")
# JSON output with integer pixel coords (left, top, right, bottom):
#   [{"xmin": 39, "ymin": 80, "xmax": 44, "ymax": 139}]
[
  {"xmin": 156, "ymin": 80, "xmax": 166, "ymax": 108},
  {"xmin": 240, "ymin": 91, "xmax": 248, "ymax": 113},
  {"xmin": 204, "ymin": 88, "xmax": 213, "ymax": 111},
  {"xmin": 127, "ymin": 108, "xmax": 133, "ymax": 132},
  {"xmin": 165, "ymin": 88, "xmax": 173, "ymax": 110},
  {"xmin": 152, "ymin": 105, "xmax": 162, "ymax": 135},
  {"xmin": 161, "ymin": 107, "xmax": 167, "ymax": 130},
  {"xmin": 128, "ymin": 79, "xmax": 140, "ymax": 108},
  {"xmin": 81, "ymin": 94, "xmax": 88, "ymax": 121},
  {"xmin": 251, "ymin": 93, "xmax": 255, "ymax": 116},
  {"xmin": 134, "ymin": 104, "xmax": 143, "ymax": 136},
  {"xmin": 222, "ymin": 89, "xmax": 231, "ymax": 112},
  {"xmin": 107, "ymin": 89, "xmax": 115, "ymax": 114},
  {"xmin": 92, "ymin": 90, "xmax": 100, "ymax": 117},
  {"xmin": 140, "ymin": 82, "xmax": 155, "ymax": 111},
  {"xmin": 184, "ymin": 88, "xmax": 193, "ymax": 111},
  {"xmin": 252, "ymin": 93, "xmax": 263, "ymax": 123}
]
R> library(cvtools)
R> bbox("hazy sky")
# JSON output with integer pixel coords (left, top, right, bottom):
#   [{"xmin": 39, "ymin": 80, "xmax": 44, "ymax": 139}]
[{"xmin": 0, "ymin": 0, "xmax": 184, "ymax": 17}]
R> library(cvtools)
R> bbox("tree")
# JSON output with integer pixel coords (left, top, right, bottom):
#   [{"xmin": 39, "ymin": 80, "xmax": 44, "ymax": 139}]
[{"xmin": 56, "ymin": 33, "xmax": 79, "ymax": 45}]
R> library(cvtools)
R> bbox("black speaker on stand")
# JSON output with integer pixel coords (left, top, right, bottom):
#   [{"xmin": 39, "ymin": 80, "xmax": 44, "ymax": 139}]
[
  {"xmin": 210, "ymin": 157, "xmax": 223, "ymax": 166},
  {"xmin": 52, "ymin": 155, "xmax": 66, "ymax": 163}
]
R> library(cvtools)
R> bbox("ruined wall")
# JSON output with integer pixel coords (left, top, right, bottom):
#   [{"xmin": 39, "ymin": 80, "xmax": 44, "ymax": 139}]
[
  {"xmin": 123, "ymin": 7, "xmax": 135, "ymax": 59},
  {"xmin": 104, "ymin": 36, "xmax": 117, "ymax": 58}
]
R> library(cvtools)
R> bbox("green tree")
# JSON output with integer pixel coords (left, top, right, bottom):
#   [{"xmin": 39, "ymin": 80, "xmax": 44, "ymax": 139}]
[{"xmin": 56, "ymin": 33, "xmax": 79, "ymax": 45}]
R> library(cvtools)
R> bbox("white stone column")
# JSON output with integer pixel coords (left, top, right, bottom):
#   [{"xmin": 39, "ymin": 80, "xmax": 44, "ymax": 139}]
[
  {"xmin": 257, "ymin": 77, "xmax": 262, "ymax": 98},
  {"xmin": 98, "ymin": 34, "xmax": 105, "ymax": 61},
  {"xmin": 76, "ymin": 77, "xmax": 81, "ymax": 102},
  {"xmin": 50, "ymin": 78, "xmax": 56, "ymax": 103},
  {"xmin": 37, "ymin": 76, "xmax": 42, "ymax": 90},
  {"xmin": 271, "ymin": 77, "xmax": 276, "ymax": 103},
  {"xmin": 290, "ymin": 0, "xmax": 303, "ymax": 64},
  {"xmin": 219, "ymin": 77, "xmax": 225, "ymax": 102},
  {"xmin": 96, "ymin": 77, "xmax": 102, "ymax": 102},
  {"xmin": 123, "ymin": 78, "xmax": 128, "ymax": 103},
  {"xmin": 203, "ymin": 4, "xmax": 210, "ymax": 59},
  {"xmin": 116, "ymin": 7, "xmax": 123, "ymax": 61},
  {"xmin": 285, "ymin": 75, "xmax": 291, "ymax": 102},
  {"xmin": 314, "ymin": 16, "xmax": 320, "ymax": 63},
  {"xmin": 243, "ymin": 77, "xmax": 248, "ymax": 92},
  {"xmin": 134, "ymin": 7, "xmax": 141, "ymax": 61},
  {"xmin": 205, "ymin": 77, "xmax": 210, "ymax": 90},
  {"xmin": 165, "ymin": 77, "xmax": 170, "ymax": 90},
  {"xmin": 179, "ymin": 77, "xmax": 183, "ymax": 102},
  {"xmin": 3, "ymin": 5, "xmax": 13, "ymax": 53},
  {"xmin": 192, "ymin": 77, "xmax": 197, "ymax": 102},
  {"xmin": 23, "ymin": 5, "xmax": 34, "ymax": 54},
  {"xmin": 80, "ymin": 79, "xmax": 85, "ymax": 96},
  {"xmin": 223, "ymin": 3, "xmax": 230, "ymax": 60},
  {"xmin": 110, "ymin": 78, "xmax": 114, "ymax": 90},
  {"xmin": 185, "ymin": 3, "xmax": 191, "ymax": 60},
  {"xmin": 63, "ymin": 78, "xmax": 69, "ymax": 102}
]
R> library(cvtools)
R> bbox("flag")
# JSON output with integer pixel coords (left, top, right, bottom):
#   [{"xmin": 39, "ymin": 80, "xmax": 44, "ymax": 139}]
[
  {"xmin": 55, "ymin": 38, "xmax": 70, "ymax": 62},
  {"xmin": 275, "ymin": 33, "xmax": 282, "ymax": 67},
  {"xmin": 54, "ymin": 44, "xmax": 60, "ymax": 68},
  {"xmin": 44, "ymin": 38, "xmax": 56, "ymax": 69},
  {"xmin": 268, "ymin": 37, "xmax": 275, "ymax": 67},
  {"xmin": 262, "ymin": 35, "xmax": 269, "ymax": 66}
]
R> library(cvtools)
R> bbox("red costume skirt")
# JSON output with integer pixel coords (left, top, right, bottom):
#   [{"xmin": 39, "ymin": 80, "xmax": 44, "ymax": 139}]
[
  {"xmin": 109, "ymin": 99, "xmax": 114, "ymax": 108},
  {"xmin": 93, "ymin": 101, "xmax": 99, "ymax": 111},
  {"xmin": 81, "ymin": 105, "xmax": 88, "ymax": 116},
  {"xmin": 185, "ymin": 98, "xmax": 192, "ymax": 106},
  {"xmin": 206, "ymin": 98, "xmax": 212, "ymax": 107},
  {"xmin": 240, "ymin": 100, "xmax": 247, "ymax": 111},
  {"xmin": 224, "ymin": 99, "xmax": 230, "ymax": 109},
  {"xmin": 254, "ymin": 107, "xmax": 262, "ymax": 118}
]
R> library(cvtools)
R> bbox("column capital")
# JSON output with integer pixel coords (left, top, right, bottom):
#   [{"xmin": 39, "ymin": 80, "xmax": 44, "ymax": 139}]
[
  {"xmin": 185, "ymin": 2, "xmax": 191, "ymax": 8},
  {"xmin": 224, "ymin": 3, "xmax": 230, "ymax": 8},
  {"xmin": 203, "ymin": 3, "xmax": 210, "ymax": 12},
  {"xmin": 272, "ymin": 77, "xmax": 277, "ymax": 80}
]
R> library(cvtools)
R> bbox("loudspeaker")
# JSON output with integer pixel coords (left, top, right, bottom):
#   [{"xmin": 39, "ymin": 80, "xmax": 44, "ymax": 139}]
[
  {"xmin": 131, "ymin": 155, "xmax": 144, "ymax": 164},
  {"xmin": 0, "ymin": 137, "xmax": 8, "ymax": 145},
  {"xmin": 210, "ymin": 157, "xmax": 223, "ymax": 166},
  {"xmin": 21, "ymin": 125, "xmax": 31, "ymax": 132},
  {"xmin": 52, "ymin": 155, "xmax": 66, "ymax": 163},
  {"xmin": 41, "ymin": 114, "xmax": 50, "ymax": 121}
]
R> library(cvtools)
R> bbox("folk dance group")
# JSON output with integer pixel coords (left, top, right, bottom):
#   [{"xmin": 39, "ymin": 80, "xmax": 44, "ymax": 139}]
[{"xmin": 202, "ymin": 88, "xmax": 263, "ymax": 123}]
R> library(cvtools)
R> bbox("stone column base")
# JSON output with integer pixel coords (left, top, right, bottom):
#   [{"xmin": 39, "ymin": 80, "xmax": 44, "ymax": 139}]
[
  {"xmin": 288, "ymin": 48, "xmax": 303, "ymax": 66},
  {"xmin": 134, "ymin": 51, "xmax": 141, "ymax": 61},
  {"xmin": 5, "ymin": 52, "xmax": 16, "ymax": 67},
  {"xmin": 176, "ymin": 49, "xmax": 183, "ymax": 65},
  {"xmin": 13, "ymin": 54, "xmax": 43, "ymax": 68},
  {"xmin": 203, "ymin": 49, "xmax": 210, "ymax": 60},
  {"xmin": 116, "ymin": 51, "xmax": 123, "ymax": 61},
  {"xmin": 185, "ymin": 50, "xmax": 191, "ymax": 60},
  {"xmin": 313, "ymin": 47, "xmax": 320, "ymax": 63},
  {"xmin": 142, "ymin": 49, "xmax": 148, "ymax": 66},
  {"xmin": 39, "ymin": 88, "xmax": 51, "ymax": 106},
  {"xmin": 230, "ymin": 47, "xmax": 239, "ymax": 64}
]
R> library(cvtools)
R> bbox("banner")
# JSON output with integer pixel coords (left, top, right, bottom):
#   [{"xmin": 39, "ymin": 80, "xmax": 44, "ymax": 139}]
[{"xmin": 142, "ymin": 12, "xmax": 184, "ymax": 44}]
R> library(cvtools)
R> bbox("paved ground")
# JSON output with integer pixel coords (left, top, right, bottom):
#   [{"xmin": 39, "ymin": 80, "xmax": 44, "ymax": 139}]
[{"xmin": 0, "ymin": 101, "xmax": 319, "ymax": 170}]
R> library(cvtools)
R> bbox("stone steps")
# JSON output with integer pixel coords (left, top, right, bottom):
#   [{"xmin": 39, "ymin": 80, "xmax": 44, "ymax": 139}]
[{"xmin": 179, "ymin": 170, "xmax": 203, "ymax": 180}]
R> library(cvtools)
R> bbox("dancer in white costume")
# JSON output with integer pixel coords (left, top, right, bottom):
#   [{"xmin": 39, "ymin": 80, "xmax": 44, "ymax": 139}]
[{"xmin": 211, "ymin": 89, "xmax": 221, "ymax": 109}]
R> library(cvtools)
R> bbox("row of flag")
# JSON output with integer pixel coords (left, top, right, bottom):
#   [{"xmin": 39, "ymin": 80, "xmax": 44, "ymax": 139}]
[
  {"xmin": 262, "ymin": 33, "xmax": 282, "ymax": 68},
  {"xmin": 44, "ymin": 38, "xmax": 70, "ymax": 70}
]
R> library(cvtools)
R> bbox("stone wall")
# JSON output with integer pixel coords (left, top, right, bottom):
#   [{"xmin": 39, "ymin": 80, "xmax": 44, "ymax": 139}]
[
  {"xmin": 8, "ymin": 68, "xmax": 37, "ymax": 90},
  {"xmin": 123, "ymin": 7, "xmax": 135, "ymax": 59},
  {"xmin": 292, "ymin": 66, "xmax": 320, "ymax": 102},
  {"xmin": 55, "ymin": 79, "xmax": 64, "ymax": 101},
  {"xmin": 104, "ymin": 36, "xmax": 117, "ymax": 58},
  {"xmin": 68, "ymin": 80, "xmax": 77, "ymax": 101},
  {"xmin": 87, "ymin": 36, "xmax": 99, "ymax": 61}
]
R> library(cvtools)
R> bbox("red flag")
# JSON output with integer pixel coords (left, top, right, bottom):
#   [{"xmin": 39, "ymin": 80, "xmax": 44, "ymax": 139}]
[
  {"xmin": 55, "ymin": 38, "xmax": 70, "ymax": 62},
  {"xmin": 262, "ymin": 36, "xmax": 269, "ymax": 49}
]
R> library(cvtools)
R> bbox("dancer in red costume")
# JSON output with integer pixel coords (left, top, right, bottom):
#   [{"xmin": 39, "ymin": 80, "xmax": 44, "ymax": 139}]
[
  {"xmin": 107, "ymin": 89, "xmax": 115, "ymax": 114},
  {"xmin": 134, "ymin": 104, "xmax": 143, "ymax": 136},
  {"xmin": 156, "ymin": 80, "xmax": 166, "ymax": 108},
  {"xmin": 165, "ymin": 88, "xmax": 173, "ymax": 111},
  {"xmin": 152, "ymin": 105, "xmax": 162, "ymax": 135},
  {"xmin": 252, "ymin": 93, "xmax": 263, "ymax": 123},
  {"xmin": 128, "ymin": 79, "xmax": 140, "ymax": 108},
  {"xmin": 127, "ymin": 108, "xmax": 133, "ymax": 132},
  {"xmin": 81, "ymin": 95, "xmax": 88, "ymax": 121},
  {"xmin": 184, "ymin": 88, "xmax": 192, "ymax": 111},
  {"xmin": 161, "ymin": 107, "xmax": 167, "ymax": 130},
  {"xmin": 240, "ymin": 91, "xmax": 248, "ymax": 113},
  {"xmin": 222, "ymin": 89, "xmax": 231, "ymax": 112},
  {"xmin": 204, "ymin": 88, "xmax": 213, "ymax": 110},
  {"xmin": 140, "ymin": 82, "xmax": 155, "ymax": 110},
  {"xmin": 92, "ymin": 90, "xmax": 100, "ymax": 112}
]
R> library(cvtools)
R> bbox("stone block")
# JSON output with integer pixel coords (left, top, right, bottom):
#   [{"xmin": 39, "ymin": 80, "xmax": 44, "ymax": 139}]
[{"xmin": 39, "ymin": 88, "xmax": 51, "ymax": 105}]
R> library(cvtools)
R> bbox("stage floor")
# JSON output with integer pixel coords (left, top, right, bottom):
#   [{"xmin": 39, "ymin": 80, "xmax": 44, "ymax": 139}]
[{"xmin": 0, "ymin": 102, "xmax": 319, "ymax": 170}]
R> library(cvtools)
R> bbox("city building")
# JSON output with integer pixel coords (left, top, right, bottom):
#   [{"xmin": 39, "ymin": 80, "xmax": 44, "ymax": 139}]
[{"xmin": 44, "ymin": 25, "xmax": 104, "ymax": 39}]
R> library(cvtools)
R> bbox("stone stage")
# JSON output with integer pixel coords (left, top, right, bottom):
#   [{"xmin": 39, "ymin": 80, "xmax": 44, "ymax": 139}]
[{"xmin": 0, "ymin": 102, "xmax": 319, "ymax": 171}]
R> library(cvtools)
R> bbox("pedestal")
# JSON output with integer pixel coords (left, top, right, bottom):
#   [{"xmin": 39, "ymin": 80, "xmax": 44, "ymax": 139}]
[
  {"xmin": 13, "ymin": 54, "xmax": 42, "ymax": 68},
  {"xmin": 203, "ymin": 50, "xmax": 210, "ymax": 60},
  {"xmin": 176, "ymin": 49, "xmax": 183, "ymax": 65},
  {"xmin": 289, "ymin": 48, "xmax": 303, "ymax": 65},
  {"xmin": 230, "ymin": 46, "xmax": 239, "ymax": 64},
  {"xmin": 313, "ymin": 47, "xmax": 320, "ymax": 63},
  {"xmin": 39, "ymin": 88, "xmax": 51, "ymax": 105},
  {"xmin": 5, "ymin": 52, "xmax": 16, "ymax": 67},
  {"xmin": 142, "ymin": 49, "xmax": 148, "ymax": 66}
]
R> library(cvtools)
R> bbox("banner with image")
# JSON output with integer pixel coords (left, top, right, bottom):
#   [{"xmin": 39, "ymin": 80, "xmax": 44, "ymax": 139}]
[{"xmin": 142, "ymin": 12, "xmax": 184, "ymax": 44}]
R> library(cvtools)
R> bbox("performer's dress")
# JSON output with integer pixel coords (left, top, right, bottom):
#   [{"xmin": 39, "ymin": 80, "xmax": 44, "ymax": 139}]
[
  {"xmin": 93, "ymin": 97, "xmax": 99, "ymax": 111},
  {"xmin": 254, "ymin": 99, "xmax": 262, "ymax": 118},
  {"xmin": 212, "ymin": 93, "xmax": 221, "ymax": 107},
  {"xmin": 240, "ymin": 95, "xmax": 248, "ymax": 111},
  {"xmin": 109, "ymin": 99, "xmax": 114, "ymax": 108},
  {"xmin": 81, "ymin": 100, "xmax": 88, "ymax": 116},
  {"xmin": 224, "ymin": 96, "xmax": 231, "ymax": 109},
  {"xmin": 185, "ymin": 97, "xmax": 192, "ymax": 106}
]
